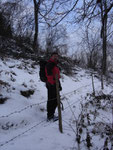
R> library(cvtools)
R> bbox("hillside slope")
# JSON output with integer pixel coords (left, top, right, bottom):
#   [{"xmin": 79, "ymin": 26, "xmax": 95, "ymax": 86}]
[{"xmin": 0, "ymin": 57, "xmax": 113, "ymax": 150}]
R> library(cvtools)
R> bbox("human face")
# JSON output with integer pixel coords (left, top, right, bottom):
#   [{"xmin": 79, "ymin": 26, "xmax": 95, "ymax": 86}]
[{"xmin": 51, "ymin": 54, "xmax": 58, "ymax": 61}]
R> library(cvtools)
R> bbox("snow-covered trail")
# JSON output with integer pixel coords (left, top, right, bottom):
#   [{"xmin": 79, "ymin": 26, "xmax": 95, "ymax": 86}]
[{"xmin": 0, "ymin": 58, "xmax": 112, "ymax": 150}]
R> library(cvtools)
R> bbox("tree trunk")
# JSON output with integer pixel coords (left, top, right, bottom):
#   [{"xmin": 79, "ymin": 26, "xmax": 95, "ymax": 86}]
[
  {"xmin": 33, "ymin": 0, "xmax": 40, "ymax": 55},
  {"xmin": 101, "ymin": 0, "xmax": 107, "ymax": 75},
  {"xmin": 102, "ymin": 13, "xmax": 107, "ymax": 75}
]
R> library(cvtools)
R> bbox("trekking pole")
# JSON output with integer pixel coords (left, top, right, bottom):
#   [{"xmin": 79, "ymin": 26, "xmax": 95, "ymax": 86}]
[
  {"xmin": 56, "ymin": 74, "xmax": 63, "ymax": 133},
  {"xmin": 91, "ymin": 73, "xmax": 95, "ymax": 96}
]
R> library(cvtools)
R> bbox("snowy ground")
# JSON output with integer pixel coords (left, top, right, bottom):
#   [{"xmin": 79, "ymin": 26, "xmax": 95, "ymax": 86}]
[{"xmin": 0, "ymin": 57, "xmax": 113, "ymax": 150}]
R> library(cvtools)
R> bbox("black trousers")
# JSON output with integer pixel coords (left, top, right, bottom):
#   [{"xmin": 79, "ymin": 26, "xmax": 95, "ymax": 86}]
[{"xmin": 46, "ymin": 84, "xmax": 57, "ymax": 118}]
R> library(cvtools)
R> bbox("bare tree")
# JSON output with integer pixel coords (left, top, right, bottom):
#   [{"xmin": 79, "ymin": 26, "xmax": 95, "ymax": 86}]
[
  {"xmin": 50, "ymin": 0, "xmax": 113, "ymax": 75},
  {"xmin": 0, "ymin": 0, "xmax": 30, "ymax": 37},
  {"xmin": 45, "ymin": 25, "xmax": 68, "ymax": 56},
  {"xmin": 32, "ymin": 0, "xmax": 57, "ymax": 55},
  {"xmin": 79, "ymin": 0, "xmax": 112, "ymax": 75},
  {"xmin": 78, "ymin": 27, "xmax": 101, "ymax": 69},
  {"xmin": 97, "ymin": 0, "xmax": 113, "ymax": 75},
  {"xmin": 33, "ymin": 0, "xmax": 41, "ymax": 54}
]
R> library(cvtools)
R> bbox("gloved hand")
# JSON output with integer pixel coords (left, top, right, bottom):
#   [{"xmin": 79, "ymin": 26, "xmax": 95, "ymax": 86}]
[
  {"xmin": 59, "ymin": 86, "xmax": 62, "ymax": 91},
  {"xmin": 59, "ymin": 81, "xmax": 62, "ymax": 91},
  {"xmin": 46, "ymin": 81, "xmax": 62, "ymax": 91},
  {"xmin": 46, "ymin": 82, "xmax": 56, "ymax": 88}
]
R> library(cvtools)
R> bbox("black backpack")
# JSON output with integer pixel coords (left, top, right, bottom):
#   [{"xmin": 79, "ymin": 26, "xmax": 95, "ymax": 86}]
[{"xmin": 39, "ymin": 60, "xmax": 47, "ymax": 82}]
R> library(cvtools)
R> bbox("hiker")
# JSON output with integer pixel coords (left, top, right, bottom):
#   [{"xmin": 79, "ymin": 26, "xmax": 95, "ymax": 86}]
[{"xmin": 45, "ymin": 52, "xmax": 62, "ymax": 121}]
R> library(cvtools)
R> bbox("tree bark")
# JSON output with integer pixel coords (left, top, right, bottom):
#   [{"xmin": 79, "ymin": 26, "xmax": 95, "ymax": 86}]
[
  {"xmin": 33, "ymin": 0, "xmax": 40, "ymax": 55},
  {"xmin": 101, "ymin": 0, "xmax": 108, "ymax": 75},
  {"xmin": 102, "ymin": 16, "xmax": 107, "ymax": 75}
]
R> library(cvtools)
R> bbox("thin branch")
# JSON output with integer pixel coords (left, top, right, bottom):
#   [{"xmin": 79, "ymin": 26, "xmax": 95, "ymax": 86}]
[
  {"xmin": 44, "ymin": 0, "xmax": 56, "ymax": 17},
  {"xmin": 52, "ymin": 0, "xmax": 79, "ymax": 27},
  {"xmin": 103, "ymin": 2, "xmax": 113, "ymax": 20}
]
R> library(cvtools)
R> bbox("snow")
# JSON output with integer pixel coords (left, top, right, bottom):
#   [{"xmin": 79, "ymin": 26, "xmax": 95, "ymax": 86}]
[{"xmin": 0, "ymin": 57, "xmax": 113, "ymax": 150}]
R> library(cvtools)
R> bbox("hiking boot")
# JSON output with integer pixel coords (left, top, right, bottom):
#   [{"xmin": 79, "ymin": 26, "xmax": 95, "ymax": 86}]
[
  {"xmin": 47, "ymin": 115, "xmax": 58, "ymax": 122},
  {"xmin": 53, "ymin": 115, "xmax": 58, "ymax": 121},
  {"xmin": 47, "ymin": 115, "xmax": 54, "ymax": 121}
]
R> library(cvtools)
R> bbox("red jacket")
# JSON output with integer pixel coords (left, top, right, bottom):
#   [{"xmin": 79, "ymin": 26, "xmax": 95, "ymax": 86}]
[{"xmin": 45, "ymin": 58, "xmax": 60, "ymax": 85}]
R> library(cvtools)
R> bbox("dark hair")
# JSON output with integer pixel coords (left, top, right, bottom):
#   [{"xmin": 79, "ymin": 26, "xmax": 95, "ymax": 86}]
[{"xmin": 51, "ymin": 52, "xmax": 58, "ymax": 56}]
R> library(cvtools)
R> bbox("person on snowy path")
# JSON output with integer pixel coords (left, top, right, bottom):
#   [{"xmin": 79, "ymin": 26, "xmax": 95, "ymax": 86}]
[{"xmin": 45, "ymin": 52, "xmax": 62, "ymax": 121}]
